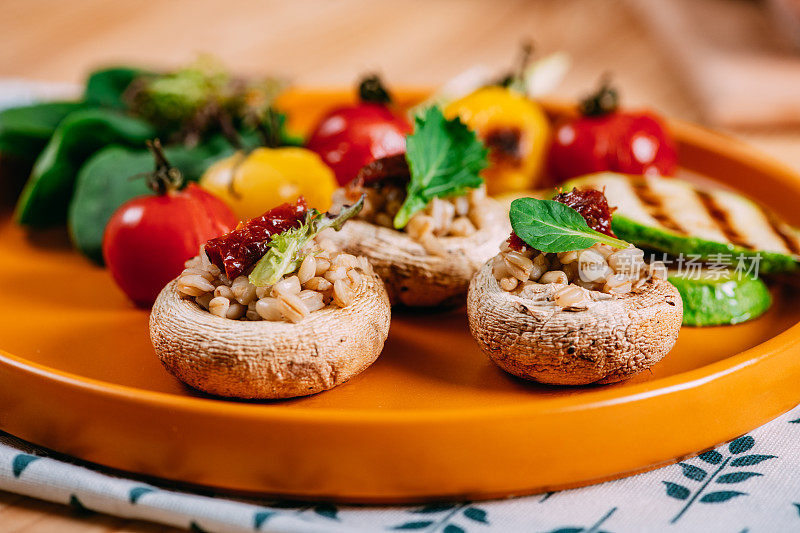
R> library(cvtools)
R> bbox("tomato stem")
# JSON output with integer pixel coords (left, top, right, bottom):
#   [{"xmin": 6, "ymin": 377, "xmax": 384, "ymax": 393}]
[
  {"xmin": 495, "ymin": 40, "xmax": 535, "ymax": 93},
  {"xmin": 358, "ymin": 74, "xmax": 393, "ymax": 105},
  {"xmin": 226, "ymin": 152, "xmax": 245, "ymax": 200},
  {"xmin": 254, "ymin": 107, "xmax": 283, "ymax": 149},
  {"xmin": 145, "ymin": 139, "xmax": 183, "ymax": 195},
  {"xmin": 579, "ymin": 73, "xmax": 619, "ymax": 117},
  {"xmin": 217, "ymin": 108, "xmax": 243, "ymax": 150}
]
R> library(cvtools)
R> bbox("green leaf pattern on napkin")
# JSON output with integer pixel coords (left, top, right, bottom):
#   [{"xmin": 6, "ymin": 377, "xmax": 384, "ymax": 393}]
[
  {"xmin": 2, "ymin": 409, "xmax": 800, "ymax": 532},
  {"xmin": 660, "ymin": 435, "xmax": 776, "ymax": 524}
]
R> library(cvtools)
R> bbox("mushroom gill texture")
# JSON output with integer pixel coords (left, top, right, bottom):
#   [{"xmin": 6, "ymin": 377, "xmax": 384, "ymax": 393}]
[
  {"xmin": 150, "ymin": 270, "xmax": 391, "ymax": 399},
  {"xmin": 325, "ymin": 199, "xmax": 510, "ymax": 307},
  {"xmin": 467, "ymin": 262, "xmax": 683, "ymax": 385}
]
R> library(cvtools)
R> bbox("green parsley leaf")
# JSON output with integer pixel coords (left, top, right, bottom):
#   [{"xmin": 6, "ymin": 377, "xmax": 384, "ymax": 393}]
[
  {"xmin": 509, "ymin": 197, "xmax": 629, "ymax": 253},
  {"xmin": 393, "ymin": 106, "xmax": 488, "ymax": 229},
  {"xmin": 248, "ymin": 195, "xmax": 364, "ymax": 287}
]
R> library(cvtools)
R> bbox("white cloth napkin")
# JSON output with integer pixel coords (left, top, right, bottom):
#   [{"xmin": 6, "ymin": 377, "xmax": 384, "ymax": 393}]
[
  {"xmin": 0, "ymin": 79, "xmax": 78, "ymax": 109},
  {"xmin": 3, "ymin": 403, "xmax": 800, "ymax": 533}
]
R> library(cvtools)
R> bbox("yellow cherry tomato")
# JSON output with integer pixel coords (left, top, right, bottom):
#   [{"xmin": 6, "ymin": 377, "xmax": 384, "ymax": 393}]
[
  {"xmin": 200, "ymin": 147, "xmax": 337, "ymax": 220},
  {"xmin": 445, "ymin": 86, "xmax": 550, "ymax": 195}
]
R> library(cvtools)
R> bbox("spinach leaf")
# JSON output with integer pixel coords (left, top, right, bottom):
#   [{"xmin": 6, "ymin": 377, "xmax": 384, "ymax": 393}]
[
  {"xmin": 83, "ymin": 66, "xmax": 145, "ymax": 110},
  {"xmin": 0, "ymin": 66, "xmax": 141, "ymax": 172},
  {"xmin": 15, "ymin": 108, "xmax": 156, "ymax": 227},
  {"xmin": 0, "ymin": 101, "xmax": 85, "ymax": 161},
  {"xmin": 394, "ymin": 106, "xmax": 487, "ymax": 229},
  {"xmin": 69, "ymin": 137, "xmax": 237, "ymax": 263},
  {"xmin": 509, "ymin": 197, "xmax": 629, "ymax": 252},
  {"xmin": 69, "ymin": 147, "xmax": 152, "ymax": 263}
]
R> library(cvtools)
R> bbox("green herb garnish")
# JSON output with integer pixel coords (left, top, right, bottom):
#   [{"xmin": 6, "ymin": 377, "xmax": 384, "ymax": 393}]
[
  {"xmin": 249, "ymin": 196, "xmax": 364, "ymax": 287},
  {"xmin": 509, "ymin": 197, "xmax": 629, "ymax": 253},
  {"xmin": 393, "ymin": 106, "xmax": 488, "ymax": 229}
]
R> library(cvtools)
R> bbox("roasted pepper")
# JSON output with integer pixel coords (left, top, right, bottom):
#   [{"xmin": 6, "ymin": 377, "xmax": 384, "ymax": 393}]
[{"xmin": 445, "ymin": 86, "xmax": 550, "ymax": 196}]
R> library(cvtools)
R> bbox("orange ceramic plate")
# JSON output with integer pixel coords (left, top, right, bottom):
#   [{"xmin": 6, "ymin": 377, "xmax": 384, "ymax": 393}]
[{"xmin": 1, "ymin": 90, "xmax": 799, "ymax": 503}]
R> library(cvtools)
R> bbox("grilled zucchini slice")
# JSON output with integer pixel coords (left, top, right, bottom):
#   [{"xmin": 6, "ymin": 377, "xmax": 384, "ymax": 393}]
[
  {"xmin": 668, "ymin": 268, "xmax": 771, "ymax": 326},
  {"xmin": 565, "ymin": 173, "xmax": 800, "ymax": 274}
]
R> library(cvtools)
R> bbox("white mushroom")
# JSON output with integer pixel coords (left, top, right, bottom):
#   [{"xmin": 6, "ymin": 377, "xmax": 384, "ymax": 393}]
[
  {"xmin": 150, "ymin": 268, "xmax": 391, "ymax": 399},
  {"xmin": 467, "ymin": 262, "xmax": 683, "ymax": 385},
  {"xmin": 326, "ymin": 198, "xmax": 509, "ymax": 306}
]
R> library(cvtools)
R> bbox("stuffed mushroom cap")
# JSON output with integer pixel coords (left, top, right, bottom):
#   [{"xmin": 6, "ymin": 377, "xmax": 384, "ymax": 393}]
[
  {"xmin": 326, "ymin": 199, "xmax": 509, "ymax": 307},
  {"xmin": 150, "ymin": 269, "xmax": 391, "ymax": 399},
  {"xmin": 467, "ymin": 262, "xmax": 682, "ymax": 385}
]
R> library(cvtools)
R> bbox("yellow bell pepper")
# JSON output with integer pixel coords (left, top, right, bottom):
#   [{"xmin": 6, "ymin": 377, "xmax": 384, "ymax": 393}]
[
  {"xmin": 200, "ymin": 147, "xmax": 337, "ymax": 220},
  {"xmin": 445, "ymin": 86, "xmax": 550, "ymax": 195}
]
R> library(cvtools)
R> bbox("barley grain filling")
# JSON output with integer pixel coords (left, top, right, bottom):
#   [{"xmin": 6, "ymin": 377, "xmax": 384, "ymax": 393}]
[{"xmin": 176, "ymin": 238, "xmax": 370, "ymax": 323}]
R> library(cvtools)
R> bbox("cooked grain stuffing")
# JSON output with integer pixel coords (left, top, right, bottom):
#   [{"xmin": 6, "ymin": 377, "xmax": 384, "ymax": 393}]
[
  {"xmin": 494, "ymin": 242, "xmax": 668, "ymax": 308},
  {"xmin": 179, "ymin": 243, "xmax": 369, "ymax": 323},
  {"xmin": 177, "ymin": 197, "xmax": 369, "ymax": 322},
  {"xmin": 331, "ymin": 154, "xmax": 497, "ymax": 255},
  {"xmin": 493, "ymin": 188, "xmax": 666, "ymax": 308}
]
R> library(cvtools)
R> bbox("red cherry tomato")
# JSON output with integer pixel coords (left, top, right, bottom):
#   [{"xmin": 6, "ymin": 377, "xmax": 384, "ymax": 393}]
[
  {"xmin": 548, "ymin": 82, "xmax": 677, "ymax": 183},
  {"xmin": 306, "ymin": 75, "xmax": 411, "ymax": 185},
  {"xmin": 103, "ymin": 144, "xmax": 237, "ymax": 307}
]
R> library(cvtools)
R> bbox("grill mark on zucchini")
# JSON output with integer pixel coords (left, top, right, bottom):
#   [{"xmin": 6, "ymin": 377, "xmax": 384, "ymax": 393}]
[
  {"xmin": 758, "ymin": 205, "xmax": 800, "ymax": 256},
  {"xmin": 694, "ymin": 190, "xmax": 753, "ymax": 249},
  {"xmin": 631, "ymin": 182, "xmax": 686, "ymax": 234}
]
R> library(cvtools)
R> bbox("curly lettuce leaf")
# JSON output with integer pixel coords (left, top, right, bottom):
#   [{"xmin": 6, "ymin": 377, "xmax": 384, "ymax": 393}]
[{"xmin": 249, "ymin": 196, "xmax": 364, "ymax": 287}]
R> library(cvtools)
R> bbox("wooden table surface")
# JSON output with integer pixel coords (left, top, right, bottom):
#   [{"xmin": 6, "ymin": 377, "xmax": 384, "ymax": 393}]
[{"xmin": 1, "ymin": 0, "xmax": 799, "ymax": 531}]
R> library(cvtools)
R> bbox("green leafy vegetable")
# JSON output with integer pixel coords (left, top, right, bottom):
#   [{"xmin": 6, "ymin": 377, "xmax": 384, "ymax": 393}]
[
  {"xmin": 509, "ymin": 197, "xmax": 629, "ymax": 253},
  {"xmin": 393, "ymin": 106, "xmax": 487, "ymax": 229},
  {"xmin": 249, "ymin": 196, "xmax": 364, "ymax": 287},
  {"xmin": 15, "ymin": 108, "xmax": 156, "ymax": 227},
  {"xmin": 69, "ymin": 147, "xmax": 152, "ymax": 263},
  {"xmin": 0, "ymin": 101, "xmax": 85, "ymax": 161},
  {"xmin": 128, "ymin": 64, "xmax": 229, "ymax": 128},
  {"xmin": 126, "ymin": 58, "xmax": 284, "ymax": 140},
  {"xmin": 68, "ymin": 135, "xmax": 240, "ymax": 263},
  {"xmin": 83, "ymin": 67, "xmax": 145, "ymax": 109}
]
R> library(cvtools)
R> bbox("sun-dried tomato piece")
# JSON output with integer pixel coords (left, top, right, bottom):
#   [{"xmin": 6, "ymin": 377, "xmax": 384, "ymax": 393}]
[
  {"xmin": 553, "ymin": 187, "xmax": 617, "ymax": 237},
  {"xmin": 350, "ymin": 153, "xmax": 410, "ymax": 189},
  {"xmin": 506, "ymin": 187, "xmax": 617, "ymax": 251},
  {"xmin": 505, "ymin": 232, "xmax": 528, "ymax": 251},
  {"xmin": 204, "ymin": 197, "xmax": 308, "ymax": 279}
]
